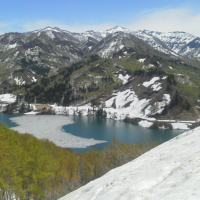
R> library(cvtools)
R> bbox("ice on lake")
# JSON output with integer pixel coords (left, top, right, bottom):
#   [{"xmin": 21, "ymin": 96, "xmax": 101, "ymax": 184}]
[{"xmin": 10, "ymin": 115, "xmax": 106, "ymax": 148}]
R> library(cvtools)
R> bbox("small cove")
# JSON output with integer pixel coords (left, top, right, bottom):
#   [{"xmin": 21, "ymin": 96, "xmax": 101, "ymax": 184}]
[{"xmin": 0, "ymin": 114, "xmax": 186, "ymax": 152}]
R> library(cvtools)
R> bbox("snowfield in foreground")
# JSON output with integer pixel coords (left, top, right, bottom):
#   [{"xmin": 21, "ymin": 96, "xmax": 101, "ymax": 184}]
[
  {"xmin": 10, "ymin": 115, "xmax": 106, "ymax": 148},
  {"xmin": 59, "ymin": 126, "xmax": 200, "ymax": 200}
]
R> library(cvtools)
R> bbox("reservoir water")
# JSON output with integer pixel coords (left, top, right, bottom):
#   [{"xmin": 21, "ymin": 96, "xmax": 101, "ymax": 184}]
[
  {"xmin": 0, "ymin": 114, "xmax": 186, "ymax": 152},
  {"xmin": 65, "ymin": 116, "xmax": 185, "ymax": 151}
]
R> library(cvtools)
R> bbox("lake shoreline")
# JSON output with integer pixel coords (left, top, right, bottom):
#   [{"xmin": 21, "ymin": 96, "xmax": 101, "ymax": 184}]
[{"xmin": 35, "ymin": 103, "xmax": 195, "ymax": 130}]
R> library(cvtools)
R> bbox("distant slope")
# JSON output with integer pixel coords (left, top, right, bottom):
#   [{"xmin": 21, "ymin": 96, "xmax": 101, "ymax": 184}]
[{"xmin": 133, "ymin": 30, "xmax": 200, "ymax": 61}]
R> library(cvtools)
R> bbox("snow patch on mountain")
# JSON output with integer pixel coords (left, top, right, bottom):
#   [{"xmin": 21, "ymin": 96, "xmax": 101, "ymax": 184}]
[
  {"xmin": 104, "ymin": 89, "xmax": 151, "ymax": 120},
  {"xmin": 144, "ymin": 94, "xmax": 171, "ymax": 116},
  {"xmin": 32, "ymin": 76, "xmax": 37, "ymax": 82},
  {"xmin": 161, "ymin": 76, "xmax": 167, "ymax": 80},
  {"xmin": 151, "ymin": 82, "xmax": 162, "ymax": 91},
  {"xmin": 142, "ymin": 77, "xmax": 160, "ymax": 87},
  {"xmin": 14, "ymin": 51, "xmax": 19, "ymax": 57},
  {"xmin": 138, "ymin": 120, "xmax": 153, "ymax": 128},
  {"xmin": 138, "ymin": 58, "xmax": 146, "ymax": 63},
  {"xmin": 0, "ymin": 94, "xmax": 16, "ymax": 103},
  {"xmin": 7, "ymin": 43, "xmax": 18, "ymax": 50},
  {"xmin": 25, "ymin": 46, "xmax": 42, "ymax": 57},
  {"xmin": 171, "ymin": 122, "xmax": 190, "ymax": 130},
  {"xmin": 14, "ymin": 77, "xmax": 26, "ymax": 85},
  {"xmin": 100, "ymin": 40, "xmax": 118, "ymax": 58},
  {"xmin": 46, "ymin": 31, "xmax": 55, "ymax": 39},
  {"xmin": 119, "ymin": 44, "xmax": 124, "ymax": 49},
  {"xmin": 73, "ymin": 31, "xmax": 103, "ymax": 42},
  {"xmin": 117, "ymin": 74, "xmax": 130, "ymax": 84}
]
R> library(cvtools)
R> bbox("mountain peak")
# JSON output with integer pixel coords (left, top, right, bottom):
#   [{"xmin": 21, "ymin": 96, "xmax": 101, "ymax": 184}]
[
  {"xmin": 106, "ymin": 26, "xmax": 129, "ymax": 32},
  {"xmin": 32, "ymin": 26, "xmax": 64, "ymax": 33},
  {"xmin": 43, "ymin": 26, "xmax": 60, "ymax": 32},
  {"xmin": 86, "ymin": 30, "xmax": 96, "ymax": 33}
]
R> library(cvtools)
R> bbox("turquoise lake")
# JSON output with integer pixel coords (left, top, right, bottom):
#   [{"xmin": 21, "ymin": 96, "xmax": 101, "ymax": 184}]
[
  {"xmin": 0, "ymin": 114, "xmax": 186, "ymax": 152},
  {"xmin": 64, "ymin": 116, "xmax": 185, "ymax": 151}
]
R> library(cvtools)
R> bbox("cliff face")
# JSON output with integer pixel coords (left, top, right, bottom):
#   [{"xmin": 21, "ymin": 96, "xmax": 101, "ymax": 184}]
[{"xmin": 59, "ymin": 126, "xmax": 200, "ymax": 200}]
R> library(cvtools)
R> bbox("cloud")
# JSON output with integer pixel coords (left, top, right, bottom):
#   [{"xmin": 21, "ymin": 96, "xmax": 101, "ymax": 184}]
[
  {"xmin": 126, "ymin": 8, "xmax": 200, "ymax": 36},
  {"xmin": 7, "ymin": 7, "xmax": 200, "ymax": 37},
  {"xmin": 22, "ymin": 20, "xmax": 115, "ymax": 33}
]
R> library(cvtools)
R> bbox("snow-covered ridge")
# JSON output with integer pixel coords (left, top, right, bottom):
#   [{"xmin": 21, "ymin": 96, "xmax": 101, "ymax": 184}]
[
  {"xmin": 79, "ymin": 26, "xmax": 131, "ymax": 42},
  {"xmin": 31, "ymin": 26, "xmax": 131, "ymax": 43},
  {"xmin": 132, "ymin": 29, "xmax": 200, "ymax": 60},
  {"xmin": 31, "ymin": 26, "xmax": 65, "ymax": 33},
  {"xmin": 59, "ymin": 126, "xmax": 200, "ymax": 200},
  {"xmin": 103, "ymin": 26, "xmax": 131, "ymax": 35},
  {"xmin": 1, "ymin": 26, "xmax": 200, "ymax": 77}
]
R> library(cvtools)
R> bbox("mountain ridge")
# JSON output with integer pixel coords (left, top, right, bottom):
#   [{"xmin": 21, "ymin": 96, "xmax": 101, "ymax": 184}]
[{"xmin": 1, "ymin": 26, "xmax": 200, "ymax": 123}]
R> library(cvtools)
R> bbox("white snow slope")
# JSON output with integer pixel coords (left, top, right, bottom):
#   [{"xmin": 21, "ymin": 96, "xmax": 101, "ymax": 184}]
[{"xmin": 60, "ymin": 126, "xmax": 200, "ymax": 200}]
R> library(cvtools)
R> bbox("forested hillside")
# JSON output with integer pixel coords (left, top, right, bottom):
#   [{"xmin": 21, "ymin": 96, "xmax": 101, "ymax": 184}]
[
  {"xmin": 0, "ymin": 123, "xmax": 158, "ymax": 200},
  {"xmin": 5, "ymin": 46, "xmax": 200, "ymax": 121}
]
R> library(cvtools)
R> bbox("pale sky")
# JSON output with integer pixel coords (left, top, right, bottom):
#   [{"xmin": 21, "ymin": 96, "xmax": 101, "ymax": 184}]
[{"xmin": 1, "ymin": 0, "xmax": 200, "ymax": 36}]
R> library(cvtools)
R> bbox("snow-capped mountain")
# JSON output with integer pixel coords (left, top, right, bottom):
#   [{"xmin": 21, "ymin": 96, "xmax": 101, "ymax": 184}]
[
  {"xmin": 91, "ymin": 32, "xmax": 134, "ymax": 58},
  {"xmin": 2, "ymin": 26, "xmax": 200, "ymax": 126},
  {"xmin": 71, "ymin": 26, "xmax": 131, "ymax": 42},
  {"xmin": 91, "ymin": 31, "xmax": 162, "ymax": 58},
  {"xmin": 0, "ymin": 26, "xmax": 141, "ymax": 84},
  {"xmin": 102, "ymin": 26, "xmax": 131, "ymax": 35},
  {"xmin": 59, "ymin": 126, "xmax": 200, "ymax": 200},
  {"xmin": 0, "ymin": 27, "xmax": 87, "ymax": 84},
  {"xmin": 0, "ymin": 26, "xmax": 200, "ymax": 85},
  {"xmin": 0, "ymin": 26, "xmax": 131, "ymax": 75},
  {"xmin": 74, "ymin": 26, "xmax": 200, "ymax": 61},
  {"xmin": 132, "ymin": 30, "xmax": 200, "ymax": 60}
]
